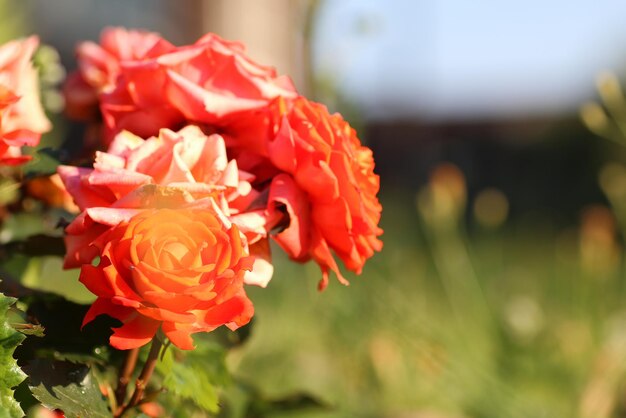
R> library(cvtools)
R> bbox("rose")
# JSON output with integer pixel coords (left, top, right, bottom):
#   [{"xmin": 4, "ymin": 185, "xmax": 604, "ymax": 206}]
[
  {"xmin": 63, "ymin": 27, "xmax": 180, "ymax": 146},
  {"xmin": 269, "ymin": 98, "xmax": 383, "ymax": 289},
  {"xmin": 0, "ymin": 36, "xmax": 51, "ymax": 165},
  {"xmin": 80, "ymin": 208, "xmax": 254, "ymax": 350},
  {"xmin": 75, "ymin": 27, "xmax": 173, "ymax": 93},
  {"xmin": 154, "ymin": 32, "xmax": 297, "ymax": 124},
  {"xmin": 57, "ymin": 125, "xmax": 273, "ymax": 286},
  {"xmin": 63, "ymin": 27, "xmax": 175, "ymax": 122},
  {"xmin": 65, "ymin": 28, "xmax": 297, "ymax": 143},
  {"xmin": 99, "ymin": 31, "xmax": 296, "ymax": 142},
  {"xmin": 233, "ymin": 97, "xmax": 383, "ymax": 289}
]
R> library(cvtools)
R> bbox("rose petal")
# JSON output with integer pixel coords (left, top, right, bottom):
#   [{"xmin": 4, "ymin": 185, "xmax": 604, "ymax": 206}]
[
  {"xmin": 109, "ymin": 314, "xmax": 161, "ymax": 350},
  {"xmin": 243, "ymin": 239, "xmax": 273, "ymax": 287},
  {"xmin": 268, "ymin": 174, "xmax": 311, "ymax": 260}
]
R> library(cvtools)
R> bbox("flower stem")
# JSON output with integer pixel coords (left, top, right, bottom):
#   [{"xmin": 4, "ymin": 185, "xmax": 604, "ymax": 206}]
[
  {"xmin": 115, "ymin": 339, "xmax": 162, "ymax": 417},
  {"xmin": 114, "ymin": 348, "xmax": 139, "ymax": 407}
]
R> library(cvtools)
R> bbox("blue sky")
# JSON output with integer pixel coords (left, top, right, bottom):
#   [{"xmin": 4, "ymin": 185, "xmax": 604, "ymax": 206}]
[{"xmin": 314, "ymin": 0, "xmax": 626, "ymax": 120}]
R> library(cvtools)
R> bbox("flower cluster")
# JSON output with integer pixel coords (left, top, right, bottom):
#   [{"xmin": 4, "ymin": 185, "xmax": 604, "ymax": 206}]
[{"xmin": 56, "ymin": 27, "xmax": 383, "ymax": 350}]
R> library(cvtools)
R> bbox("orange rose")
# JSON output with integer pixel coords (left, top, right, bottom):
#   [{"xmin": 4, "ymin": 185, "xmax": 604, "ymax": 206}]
[
  {"xmin": 0, "ymin": 36, "xmax": 51, "ymax": 165},
  {"xmin": 237, "ymin": 97, "xmax": 383, "ymax": 289},
  {"xmin": 80, "ymin": 208, "xmax": 254, "ymax": 350},
  {"xmin": 57, "ymin": 125, "xmax": 273, "ymax": 286}
]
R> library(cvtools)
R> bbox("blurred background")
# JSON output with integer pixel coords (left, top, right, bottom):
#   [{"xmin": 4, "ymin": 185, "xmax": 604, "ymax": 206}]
[{"xmin": 5, "ymin": 0, "xmax": 626, "ymax": 416}]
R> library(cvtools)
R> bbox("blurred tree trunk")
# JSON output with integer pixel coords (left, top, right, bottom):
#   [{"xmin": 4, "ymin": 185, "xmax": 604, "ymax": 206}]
[{"xmin": 200, "ymin": 0, "xmax": 319, "ymax": 95}]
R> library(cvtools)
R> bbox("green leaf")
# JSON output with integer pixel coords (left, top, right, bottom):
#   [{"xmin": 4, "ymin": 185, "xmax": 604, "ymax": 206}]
[
  {"xmin": 10, "ymin": 323, "xmax": 45, "ymax": 338},
  {"xmin": 26, "ymin": 359, "xmax": 110, "ymax": 418},
  {"xmin": 22, "ymin": 149, "xmax": 63, "ymax": 178},
  {"xmin": 157, "ymin": 340, "xmax": 230, "ymax": 414},
  {"xmin": 0, "ymin": 178, "xmax": 19, "ymax": 206},
  {"xmin": 0, "ymin": 293, "xmax": 26, "ymax": 418},
  {"xmin": 0, "ymin": 213, "xmax": 47, "ymax": 243},
  {"xmin": 21, "ymin": 256, "xmax": 95, "ymax": 304}
]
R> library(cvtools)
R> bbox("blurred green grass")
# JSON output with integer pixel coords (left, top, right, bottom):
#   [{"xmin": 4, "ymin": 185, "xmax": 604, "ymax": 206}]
[{"xmin": 228, "ymin": 182, "xmax": 626, "ymax": 418}]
